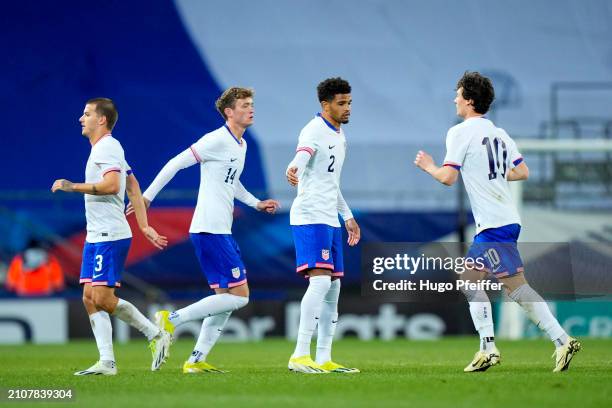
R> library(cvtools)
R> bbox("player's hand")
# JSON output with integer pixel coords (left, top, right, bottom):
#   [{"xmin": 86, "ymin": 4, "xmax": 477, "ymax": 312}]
[
  {"xmin": 51, "ymin": 179, "xmax": 74, "ymax": 193},
  {"xmin": 286, "ymin": 167, "xmax": 299, "ymax": 186},
  {"xmin": 257, "ymin": 199, "xmax": 281, "ymax": 214},
  {"xmin": 126, "ymin": 197, "xmax": 151, "ymax": 216},
  {"xmin": 141, "ymin": 226, "xmax": 168, "ymax": 250},
  {"xmin": 414, "ymin": 150, "xmax": 435, "ymax": 173},
  {"xmin": 345, "ymin": 218, "xmax": 361, "ymax": 246}
]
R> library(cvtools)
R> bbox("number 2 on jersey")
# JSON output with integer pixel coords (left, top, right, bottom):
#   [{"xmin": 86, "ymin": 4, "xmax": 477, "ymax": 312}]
[
  {"xmin": 482, "ymin": 137, "xmax": 507, "ymax": 180},
  {"xmin": 224, "ymin": 168, "xmax": 237, "ymax": 184},
  {"xmin": 328, "ymin": 155, "xmax": 335, "ymax": 172}
]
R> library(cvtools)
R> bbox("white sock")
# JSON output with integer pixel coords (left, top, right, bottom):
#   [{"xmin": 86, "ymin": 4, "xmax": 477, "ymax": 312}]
[
  {"xmin": 112, "ymin": 298, "xmax": 160, "ymax": 341},
  {"xmin": 292, "ymin": 275, "xmax": 332, "ymax": 358},
  {"xmin": 463, "ymin": 289, "xmax": 496, "ymax": 351},
  {"xmin": 169, "ymin": 294, "xmax": 248, "ymax": 327},
  {"xmin": 89, "ymin": 311, "xmax": 114, "ymax": 362},
  {"xmin": 188, "ymin": 311, "xmax": 232, "ymax": 363},
  {"xmin": 508, "ymin": 284, "xmax": 568, "ymax": 346},
  {"xmin": 315, "ymin": 279, "xmax": 340, "ymax": 365}
]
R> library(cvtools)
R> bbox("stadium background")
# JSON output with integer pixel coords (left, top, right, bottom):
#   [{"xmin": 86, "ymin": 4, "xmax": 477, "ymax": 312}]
[{"xmin": 1, "ymin": 0, "xmax": 611, "ymax": 345}]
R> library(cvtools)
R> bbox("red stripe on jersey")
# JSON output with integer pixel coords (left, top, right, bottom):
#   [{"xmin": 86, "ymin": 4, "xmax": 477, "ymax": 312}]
[
  {"xmin": 190, "ymin": 145, "xmax": 203, "ymax": 163},
  {"xmin": 443, "ymin": 162, "xmax": 461, "ymax": 170},
  {"xmin": 102, "ymin": 167, "xmax": 121, "ymax": 176},
  {"xmin": 296, "ymin": 147, "xmax": 314, "ymax": 156}
]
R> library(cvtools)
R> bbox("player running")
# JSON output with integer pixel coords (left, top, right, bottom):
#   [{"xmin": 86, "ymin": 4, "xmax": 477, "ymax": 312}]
[
  {"xmin": 415, "ymin": 71, "xmax": 581, "ymax": 373},
  {"xmin": 134, "ymin": 87, "xmax": 280, "ymax": 374},
  {"xmin": 51, "ymin": 98, "xmax": 171, "ymax": 375},
  {"xmin": 285, "ymin": 77, "xmax": 360, "ymax": 374}
]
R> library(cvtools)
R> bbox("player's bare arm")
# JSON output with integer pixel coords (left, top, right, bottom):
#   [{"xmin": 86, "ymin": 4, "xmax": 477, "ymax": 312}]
[
  {"xmin": 51, "ymin": 171, "xmax": 121, "ymax": 195},
  {"xmin": 345, "ymin": 217, "xmax": 360, "ymax": 246},
  {"xmin": 286, "ymin": 150, "xmax": 312, "ymax": 187},
  {"xmin": 286, "ymin": 166, "xmax": 299, "ymax": 186},
  {"xmin": 507, "ymin": 161, "xmax": 529, "ymax": 181},
  {"xmin": 125, "ymin": 173, "xmax": 168, "ymax": 249},
  {"xmin": 414, "ymin": 150, "xmax": 459, "ymax": 186},
  {"xmin": 256, "ymin": 199, "xmax": 281, "ymax": 214}
]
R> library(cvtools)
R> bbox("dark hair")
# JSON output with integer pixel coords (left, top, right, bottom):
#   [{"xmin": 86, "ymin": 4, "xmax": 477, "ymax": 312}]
[
  {"xmin": 317, "ymin": 77, "xmax": 351, "ymax": 102},
  {"xmin": 86, "ymin": 97, "xmax": 118, "ymax": 131},
  {"xmin": 215, "ymin": 87, "xmax": 254, "ymax": 120},
  {"xmin": 456, "ymin": 71, "xmax": 495, "ymax": 114}
]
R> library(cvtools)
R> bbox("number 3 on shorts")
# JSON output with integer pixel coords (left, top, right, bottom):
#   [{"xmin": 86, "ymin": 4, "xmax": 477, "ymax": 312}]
[{"xmin": 95, "ymin": 255, "xmax": 103, "ymax": 272}]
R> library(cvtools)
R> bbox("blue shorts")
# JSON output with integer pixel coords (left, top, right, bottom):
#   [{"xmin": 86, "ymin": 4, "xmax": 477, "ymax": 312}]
[
  {"xmin": 292, "ymin": 224, "xmax": 344, "ymax": 278},
  {"xmin": 80, "ymin": 238, "xmax": 131, "ymax": 287},
  {"xmin": 190, "ymin": 233, "xmax": 247, "ymax": 289},
  {"xmin": 466, "ymin": 224, "xmax": 524, "ymax": 278}
]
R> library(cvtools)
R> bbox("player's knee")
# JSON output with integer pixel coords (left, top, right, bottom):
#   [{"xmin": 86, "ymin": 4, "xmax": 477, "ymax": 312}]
[
  {"xmin": 93, "ymin": 294, "xmax": 115, "ymax": 313},
  {"xmin": 82, "ymin": 294, "xmax": 95, "ymax": 308},
  {"xmin": 228, "ymin": 294, "xmax": 249, "ymax": 310}
]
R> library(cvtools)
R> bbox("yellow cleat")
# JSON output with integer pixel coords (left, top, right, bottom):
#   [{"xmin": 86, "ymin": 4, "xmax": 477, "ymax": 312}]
[
  {"xmin": 464, "ymin": 348, "xmax": 501, "ymax": 372},
  {"xmin": 552, "ymin": 337, "xmax": 582, "ymax": 372},
  {"xmin": 154, "ymin": 310, "xmax": 175, "ymax": 339},
  {"xmin": 319, "ymin": 360, "xmax": 360, "ymax": 373},
  {"xmin": 288, "ymin": 355, "xmax": 329, "ymax": 374},
  {"xmin": 183, "ymin": 360, "xmax": 226, "ymax": 374}
]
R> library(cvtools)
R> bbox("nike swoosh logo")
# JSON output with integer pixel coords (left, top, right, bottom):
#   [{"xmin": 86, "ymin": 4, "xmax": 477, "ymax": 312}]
[
  {"xmin": 230, "ymin": 158, "xmax": 238, "ymax": 162},
  {"xmin": 93, "ymin": 273, "xmax": 103, "ymax": 279},
  {"xmin": 328, "ymin": 145, "xmax": 335, "ymax": 149}
]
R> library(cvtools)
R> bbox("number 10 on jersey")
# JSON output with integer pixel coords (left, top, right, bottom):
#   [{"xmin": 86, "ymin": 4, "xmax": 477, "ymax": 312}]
[{"xmin": 482, "ymin": 137, "xmax": 507, "ymax": 180}]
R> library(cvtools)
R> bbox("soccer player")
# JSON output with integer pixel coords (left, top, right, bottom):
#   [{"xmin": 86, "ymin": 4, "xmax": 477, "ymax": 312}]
[
  {"xmin": 414, "ymin": 71, "xmax": 581, "ymax": 373},
  {"xmin": 51, "ymin": 98, "xmax": 171, "ymax": 375},
  {"xmin": 136, "ymin": 87, "xmax": 280, "ymax": 373},
  {"xmin": 285, "ymin": 77, "xmax": 360, "ymax": 374}
]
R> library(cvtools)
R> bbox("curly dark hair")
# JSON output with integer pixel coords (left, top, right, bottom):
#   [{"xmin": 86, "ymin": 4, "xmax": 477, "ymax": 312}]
[
  {"xmin": 456, "ymin": 71, "xmax": 495, "ymax": 114},
  {"xmin": 317, "ymin": 77, "xmax": 351, "ymax": 102}
]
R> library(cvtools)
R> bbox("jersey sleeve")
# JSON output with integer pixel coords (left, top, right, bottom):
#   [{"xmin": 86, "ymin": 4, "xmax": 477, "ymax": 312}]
[
  {"xmin": 443, "ymin": 127, "xmax": 469, "ymax": 170},
  {"xmin": 337, "ymin": 190, "xmax": 353, "ymax": 221},
  {"xmin": 94, "ymin": 141, "xmax": 125, "ymax": 176},
  {"xmin": 506, "ymin": 137, "xmax": 524, "ymax": 169},
  {"xmin": 295, "ymin": 127, "xmax": 318, "ymax": 156},
  {"xmin": 189, "ymin": 134, "xmax": 225, "ymax": 162}
]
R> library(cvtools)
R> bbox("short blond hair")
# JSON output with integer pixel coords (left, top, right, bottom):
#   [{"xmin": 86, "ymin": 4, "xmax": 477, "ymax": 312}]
[{"xmin": 215, "ymin": 87, "xmax": 254, "ymax": 120}]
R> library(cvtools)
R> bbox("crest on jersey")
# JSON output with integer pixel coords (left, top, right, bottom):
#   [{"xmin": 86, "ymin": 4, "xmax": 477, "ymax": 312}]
[
  {"xmin": 231, "ymin": 267, "xmax": 241, "ymax": 279},
  {"xmin": 321, "ymin": 249, "xmax": 330, "ymax": 261}
]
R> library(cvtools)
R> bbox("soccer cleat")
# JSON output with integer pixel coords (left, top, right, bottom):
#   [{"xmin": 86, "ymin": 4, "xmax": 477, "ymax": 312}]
[
  {"xmin": 288, "ymin": 355, "xmax": 329, "ymax": 374},
  {"xmin": 183, "ymin": 360, "xmax": 227, "ymax": 374},
  {"xmin": 319, "ymin": 360, "xmax": 360, "ymax": 373},
  {"xmin": 149, "ymin": 330, "xmax": 172, "ymax": 371},
  {"xmin": 74, "ymin": 360, "xmax": 117, "ymax": 376},
  {"xmin": 463, "ymin": 347, "xmax": 501, "ymax": 372},
  {"xmin": 154, "ymin": 310, "xmax": 175, "ymax": 340},
  {"xmin": 552, "ymin": 337, "xmax": 582, "ymax": 372}
]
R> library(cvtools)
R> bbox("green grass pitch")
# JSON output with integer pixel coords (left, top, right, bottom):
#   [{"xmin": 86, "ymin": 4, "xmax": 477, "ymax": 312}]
[{"xmin": 0, "ymin": 338, "xmax": 610, "ymax": 407}]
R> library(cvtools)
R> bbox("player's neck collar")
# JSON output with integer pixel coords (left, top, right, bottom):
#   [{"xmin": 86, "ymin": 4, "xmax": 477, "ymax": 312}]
[
  {"xmin": 317, "ymin": 113, "xmax": 340, "ymax": 133},
  {"xmin": 224, "ymin": 124, "xmax": 243, "ymax": 146},
  {"xmin": 91, "ymin": 133, "xmax": 112, "ymax": 146},
  {"xmin": 464, "ymin": 114, "xmax": 486, "ymax": 121}
]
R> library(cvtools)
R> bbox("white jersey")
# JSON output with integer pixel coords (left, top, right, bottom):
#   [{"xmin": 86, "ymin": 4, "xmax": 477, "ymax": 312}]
[
  {"xmin": 189, "ymin": 125, "xmax": 248, "ymax": 234},
  {"xmin": 290, "ymin": 114, "xmax": 349, "ymax": 227},
  {"xmin": 84, "ymin": 134, "xmax": 132, "ymax": 243},
  {"xmin": 443, "ymin": 117, "xmax": 523, "ymax": 235}
]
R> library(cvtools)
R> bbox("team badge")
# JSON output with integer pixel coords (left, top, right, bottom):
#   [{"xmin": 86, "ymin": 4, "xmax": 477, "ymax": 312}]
[
  {"xmin": 231, "ymin": 267, "xmax": 241, "ymax": 279},
  {"xmin": 321, "ymin": 249, "xmax": 330, "ymax": 261}
]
